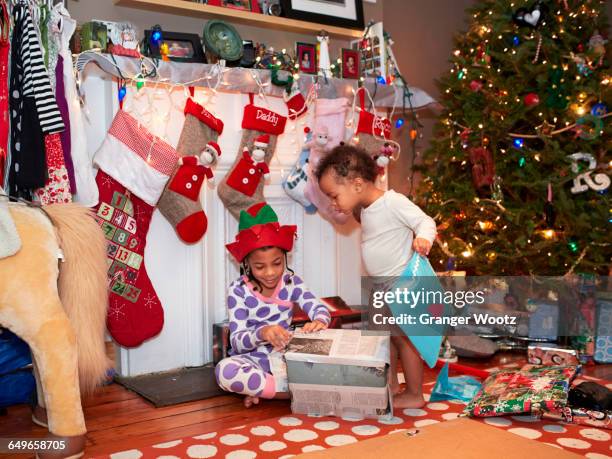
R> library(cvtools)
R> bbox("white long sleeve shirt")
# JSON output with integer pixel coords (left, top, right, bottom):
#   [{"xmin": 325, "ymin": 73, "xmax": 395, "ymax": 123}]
[{"xmin": 360, "ymin": 190, "xmax": 437, "ymax": 277}]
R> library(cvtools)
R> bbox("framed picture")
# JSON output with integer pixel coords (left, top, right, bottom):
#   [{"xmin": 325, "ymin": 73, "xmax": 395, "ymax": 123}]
[
  {"xmin": 341, "ymin": 48, "xmax": 359, "ymax": 79},
  {"xmin": 222, "ymin": 0, "xmax": 256, "ymax": 11},
  {"xmin": 296, "ymin": 42, "xmax": 317, "ymax": 74},
  {"xmin": 143, "ymin": 30, "xmax": 206, "ymax": 63},
  {"xmin": 350, "ymin": 21, "xmax": 386, "ymax": 80},
  {"xmin": 281, "ymin": 0, "xmax": 364, "ymax": 30}
]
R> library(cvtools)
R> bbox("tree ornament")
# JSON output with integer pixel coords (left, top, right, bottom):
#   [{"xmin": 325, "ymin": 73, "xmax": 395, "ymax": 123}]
[
  {"xmin": 468, "ymin": 146, "xmax": 495, "ymax": 192},
  {"xmin": 574, "ymin": 115, "xmax": 604, "ymax": 140},
  {"xmin": 570, "ymin": 52, "xmax": 592, "ymax": 76},
  {"xmin": 512, "ymin": 35, "xmax": 520, "ymax": 46},
  {"xmin": 588, "ymin": 31, "xmax": 607, "ymax": 66},
  {"xmin": 523, "ymin": 92, "xmax": 540, "ymax": 106},
  {"xmin": 470, "ymin": 80, "xmax": 483, "ymax": 92},
  {"xmin": 568, "ymin": 152, "xmax": 610, "ymax": 194},
  {"xmin": 532, "ymin": 33, "xmax": 543, "ymax": 63},
  {"xmin": 491, "ymin": 175, "xmax": 504, "ymax": 202},
  {"xmin": 486, "ymin": 251, "xmax": 498, "ymax": 262},
  {"xmin": 544, "ymin": 182, "xmax": 556, "ymax": 227},
  {"xmin": 535, "ymin": 120, "xmax": 555, "ymax": 137},
  {"xmin": 591, "ymin": 103, "xmax": 608, "ymax": 117},
  {"xmin": 513, "ymin": 1, "xmax": 547, "ymax": 28}
]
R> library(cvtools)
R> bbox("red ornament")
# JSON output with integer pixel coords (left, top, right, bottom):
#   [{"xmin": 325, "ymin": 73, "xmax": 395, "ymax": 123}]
[
  {"xmin": 577, "ymin": 43, "xmax": 584, "ymax": 53},
  {"xmin": 469, "ymin": 80, "xmax": 483, "ymax": 92},
  {"xmin": 523, "ymin": 93, "xmax": 540, "ymax": 106}
]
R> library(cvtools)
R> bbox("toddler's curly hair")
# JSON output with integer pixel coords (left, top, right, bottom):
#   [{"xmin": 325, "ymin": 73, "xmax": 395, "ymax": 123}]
[{"xmin": 314, "ymin": 144, "xmax": 378, "ymax": 183}]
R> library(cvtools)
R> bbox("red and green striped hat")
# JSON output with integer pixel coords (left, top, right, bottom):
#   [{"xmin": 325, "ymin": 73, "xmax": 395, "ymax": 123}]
[{"xmin": 226, "ymin": 202, "xmax": 297, "ymax": 262}]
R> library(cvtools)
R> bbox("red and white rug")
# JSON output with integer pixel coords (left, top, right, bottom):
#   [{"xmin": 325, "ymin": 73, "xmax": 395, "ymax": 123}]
[{"xmin": 99, "ymin": 372, "xmax": 611, "ymax": 459}]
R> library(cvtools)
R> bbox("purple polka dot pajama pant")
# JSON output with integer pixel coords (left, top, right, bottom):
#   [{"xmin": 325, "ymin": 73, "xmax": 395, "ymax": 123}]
[{"xmin": 215, "ymin": 353, "xmax": 271, "ymax": 397}]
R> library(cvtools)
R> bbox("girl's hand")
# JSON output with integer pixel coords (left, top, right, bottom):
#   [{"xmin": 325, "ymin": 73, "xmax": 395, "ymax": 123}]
[
  {"xmin": 261, "ymin": 325, "xmax": 292, "ymax": 350},
  {"xmin": 302, "ymin": 320, "xmax": 328, "ymax": 333},
  {"xmin": 413, "ymin": 237, "xmax": 432, "ymax": 256}
]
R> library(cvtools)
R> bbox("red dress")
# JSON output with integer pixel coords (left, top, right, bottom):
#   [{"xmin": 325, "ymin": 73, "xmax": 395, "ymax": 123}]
[{"xmin": 226, "ymin": 150, "xmax": 269, "ymax": 197}]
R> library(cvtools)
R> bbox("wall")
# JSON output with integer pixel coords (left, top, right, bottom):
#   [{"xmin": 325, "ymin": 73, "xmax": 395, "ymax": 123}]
[
  {"xmin": 67, "ymin": 0, "xmax": 384, "ymax": 55},
  {"xmin": 383, "ymin": 0, "xmax": 474, "ymax": 197}
]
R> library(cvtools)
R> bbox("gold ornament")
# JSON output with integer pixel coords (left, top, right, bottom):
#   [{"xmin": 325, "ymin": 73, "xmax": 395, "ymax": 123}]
[
  {"xmin": 535, "ymin": 120, "xmax": 555, "ymax": 137},
  {"xmin": 486, "ymin": 251, "xmax": 497, "ymax": 261},
  {"xmin": 477, "ymin": 220, "xmax": 494, "ymax": 232}
]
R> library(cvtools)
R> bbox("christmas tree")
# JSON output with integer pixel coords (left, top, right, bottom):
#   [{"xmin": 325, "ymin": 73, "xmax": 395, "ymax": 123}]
[{"xmin": 417, "ymin": 0, "xmax": 611, "ymax": 276}]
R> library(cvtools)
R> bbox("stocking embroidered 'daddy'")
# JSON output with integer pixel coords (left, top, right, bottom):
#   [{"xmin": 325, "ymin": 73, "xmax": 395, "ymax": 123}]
[
  {"xmin": 218, "ymin": 94, "xmax": 286, "ymax": 219},
  {"xmin": 158, "ymin": 97, "xmax": 224, "ymax": 244},
  {"xmin": 93, "ymin": 110, "xmax": 179, "ymax": 347}
]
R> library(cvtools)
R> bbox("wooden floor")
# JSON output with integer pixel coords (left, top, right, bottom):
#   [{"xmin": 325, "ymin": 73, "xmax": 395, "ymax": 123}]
[{"xmin": 1, "ymin": 352, "xmax": 610, "ymax": 458}]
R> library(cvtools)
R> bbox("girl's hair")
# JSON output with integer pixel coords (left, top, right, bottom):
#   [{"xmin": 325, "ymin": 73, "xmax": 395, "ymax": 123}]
[
  {"xmin": 240, "ymin": 246, "xmax": 295, "ymax": 292},
  {"xmin": 314, "ymin": 144, "xmax": 378, "ymax": 183}
]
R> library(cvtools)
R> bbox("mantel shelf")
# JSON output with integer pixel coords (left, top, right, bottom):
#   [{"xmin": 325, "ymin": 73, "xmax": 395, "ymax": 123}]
[{"xmin": 114, "ymin": 0, "xmax": 364, "ymax": 39}]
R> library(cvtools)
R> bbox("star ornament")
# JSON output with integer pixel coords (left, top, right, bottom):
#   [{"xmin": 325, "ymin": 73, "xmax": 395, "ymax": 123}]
[{"xmin": 535, "ymin": 120, "xmax": 555, "ymax": 137}]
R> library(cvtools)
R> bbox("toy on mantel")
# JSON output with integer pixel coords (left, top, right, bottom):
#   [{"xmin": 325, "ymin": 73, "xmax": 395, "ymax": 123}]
[{"xmin": 106, "ymin": 21, "xmax": 140, "ymax": 58}]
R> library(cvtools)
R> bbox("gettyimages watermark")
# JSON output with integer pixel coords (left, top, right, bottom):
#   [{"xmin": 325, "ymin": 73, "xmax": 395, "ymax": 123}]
[{"xmin": 358, "ymin": 275, "xmax": 611, "ymax": 337}]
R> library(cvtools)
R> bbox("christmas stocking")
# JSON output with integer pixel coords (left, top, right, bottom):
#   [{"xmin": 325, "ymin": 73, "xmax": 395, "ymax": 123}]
[
  {"xmin": 282, "ymin": 127, "xmax": 317, "ymax": 213},
  {"xmin": 303, "ymin": 97, "xmax": 350, "ymax": 224},
  {"xmin": 353, "ymin": 88, "xmax": 392, "ymax": 158},
  {"xmin": 217, "ymin": 94, "xmax": 287, "ymax": 219},
  {"xmin": 284, "ymin": 83, "xmax": 308, "ymax": 120},
  {"xmin": 93, "ymin": 110, "xmax": 179, "ymax": 347},
  {"xmin": 157, "ymin": 97, "xmax": 224, "ymax": 243}
]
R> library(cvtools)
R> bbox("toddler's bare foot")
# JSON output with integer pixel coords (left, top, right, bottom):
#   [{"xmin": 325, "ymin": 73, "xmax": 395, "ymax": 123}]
[
  {"xmin": 244, "ymin": 396, "xmax": 260, "ymax": 408},
  {"xmin": 390, "ymin": 381, "xmax": 403, "ymax": 395},
  {"xmin": 388, "ymin": 372, "xmax": 402, "ymax": 395},
  {"xmin": 393, "ymin": 391, "xmax": 425, "ymax": 409}
]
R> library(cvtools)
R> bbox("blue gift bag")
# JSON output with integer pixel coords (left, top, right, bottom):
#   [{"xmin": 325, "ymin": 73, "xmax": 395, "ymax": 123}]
[
  {"xmin": 387, "ymin": 253, "xmax": 451, "ymax": 368},
  {"xmin": 430, "ymin": 363, "xmax": 481, "ymax": 403}
]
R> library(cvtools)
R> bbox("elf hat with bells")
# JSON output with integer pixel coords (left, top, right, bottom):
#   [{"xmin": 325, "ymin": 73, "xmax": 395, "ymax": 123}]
[{"xmin": 226, "ymin": 202, "xmax": 297, "ymax": 263}]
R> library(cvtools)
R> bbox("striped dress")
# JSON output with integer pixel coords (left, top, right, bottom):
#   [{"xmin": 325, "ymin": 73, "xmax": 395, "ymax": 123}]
[
  {"xmin": 18, "ymin": 3, "xmax": 64, "ymax": 133},
  {"xmin": 8, "ymin": 2, "xmax": 65, "ymax": 198}
]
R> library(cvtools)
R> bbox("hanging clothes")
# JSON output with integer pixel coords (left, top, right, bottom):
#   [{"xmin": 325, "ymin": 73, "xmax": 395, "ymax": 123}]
[
  {"xmin": 9, "ymin": 2, "xmax": 46, "ymax": 197},
  {"xmin": 56, "ymin": 4, "xmax": 98, "ymax": 206},
  {"xmin": 9, "ymin": 1, "xmax": 68, "ymax": 200},
  {"xmin": 0, "ymin": 0, "xmax": 9, "ymax": 187},
  {"xmin": 50, "ymin": 4, "xmax": 76, "ymax": 193}
]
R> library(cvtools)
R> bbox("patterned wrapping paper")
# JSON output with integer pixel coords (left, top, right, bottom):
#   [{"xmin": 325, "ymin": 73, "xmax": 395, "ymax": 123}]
[
  {"xmin": 543, "ymin": 406, "xmax": 612, "ymax": 430},
  {"xmin": 527, "ymin": 344, "xmax": 580, "ymax": 366},
  {"xmin": 465, "ymin": 364, "xmax": 579, "ymax": 417}
]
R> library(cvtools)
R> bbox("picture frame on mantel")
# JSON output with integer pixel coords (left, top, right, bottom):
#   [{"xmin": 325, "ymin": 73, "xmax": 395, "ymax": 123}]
[{"xmin": 280, "ymin": 0, "xmax": 365, "ymax": 30}]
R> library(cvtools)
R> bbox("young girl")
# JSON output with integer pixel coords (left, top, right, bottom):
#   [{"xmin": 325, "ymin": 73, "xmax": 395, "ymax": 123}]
[
  {"xmin": 315, "ymin": 145, "xmax": 437, "ymax": 409},
  {"xmin": 215, "ymin": 202, "xmax": 331, "ymax": 407}
]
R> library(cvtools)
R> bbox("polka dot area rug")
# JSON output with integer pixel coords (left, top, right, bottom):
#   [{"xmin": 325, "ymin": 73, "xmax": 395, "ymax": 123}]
[{"xmin": 99, "ymin": 377, "xmax": 611, "ymax": 459}]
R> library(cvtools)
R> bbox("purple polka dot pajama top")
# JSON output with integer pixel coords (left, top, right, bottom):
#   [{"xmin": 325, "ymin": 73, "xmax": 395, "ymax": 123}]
[{"xmin": 215, "ymin": 273, "xmax": 331, "ymax": 397}]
